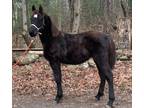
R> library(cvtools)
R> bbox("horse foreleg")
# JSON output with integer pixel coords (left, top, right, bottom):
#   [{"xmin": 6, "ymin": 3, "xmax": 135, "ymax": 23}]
[{"xmin": 49, "ymin": 60, "xmax": 63, "ymax": 103}]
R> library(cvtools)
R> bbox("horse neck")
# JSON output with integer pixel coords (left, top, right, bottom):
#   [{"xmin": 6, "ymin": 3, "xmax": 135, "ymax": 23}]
[
  {"xmin": 39, "ymin": 15, "xmax": 60, "ymax": 48},
  {"xmin": 44, "ymin": 15, "xmax": 60, "ymax": 37}
]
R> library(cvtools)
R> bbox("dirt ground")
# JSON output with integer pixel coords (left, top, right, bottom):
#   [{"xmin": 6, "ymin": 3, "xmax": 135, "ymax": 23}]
[
  {"xmin": 12, "ymin": 58, "xmax": 132, "ymax": 108},
  {"xmin": 13, "ymin": 91, "xmax": 131, "ymax": 108}
]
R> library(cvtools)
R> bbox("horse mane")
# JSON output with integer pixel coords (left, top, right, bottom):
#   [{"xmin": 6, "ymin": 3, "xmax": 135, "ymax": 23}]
[{"xmin": 44, "ymin": 13, "xmax": 60, "ymax": 37}]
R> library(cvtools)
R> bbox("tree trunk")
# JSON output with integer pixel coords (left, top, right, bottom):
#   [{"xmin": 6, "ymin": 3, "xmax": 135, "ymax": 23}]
[
  {"xmin": 101, "ymin": 0, "xmax": 113, "ymax": 33},
  {"xmin": 58, "ymin": 0, "xmax": 62, "ymax": 30},
  {"xmin": 13, "ymin": 0, "xmax": 18, "ymax": 32},
  {"xmin": 22, "ymin": 0, "xmax": 35, "ymax": 47},
  {"xmin": 116, "ymin": 17, "xmax": 131, "ymax": 49},
  {"xmin": 22, "ymin": 0, "xmax": 27, "ymax": 32},
  {"xmin": 12, "ymin": 0, "xmax": 15, "ymax": 31},
  {"xmin": 120, "ymin": 0, "xmax": 129, "ymax": 17},
  {"xmin": 69, "ymin": 0, "xmax": 74, "ymax": 32},
  {"xmin": 69, "ymin": 0, "xmax": 81, "ymax": 33}
]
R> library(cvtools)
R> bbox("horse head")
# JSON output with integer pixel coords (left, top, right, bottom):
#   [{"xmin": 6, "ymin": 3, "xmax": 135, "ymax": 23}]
[
  {"xmin": 29, "ymin": 5, "xmax": 60, "ymax": 38},
  {"xmin": 29, "ymin": 5, "xmax": 45, "ymax": 37}
]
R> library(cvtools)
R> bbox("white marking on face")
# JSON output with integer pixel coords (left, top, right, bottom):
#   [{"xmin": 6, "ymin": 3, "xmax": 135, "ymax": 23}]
[{"xmin": 34, "ymin": 14, "xmax": 38, "ymax": 18}]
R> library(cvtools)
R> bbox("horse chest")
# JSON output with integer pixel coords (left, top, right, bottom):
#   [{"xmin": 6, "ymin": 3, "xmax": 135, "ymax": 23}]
[{"xmin": 43, "ymin": 43, "xmax": 66, "ymax": 59}]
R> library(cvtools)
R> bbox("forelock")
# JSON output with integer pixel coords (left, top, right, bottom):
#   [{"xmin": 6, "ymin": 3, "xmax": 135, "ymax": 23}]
[{"xmin": 33, "ymin": 14, "xmax": 38, "ymax": 18}]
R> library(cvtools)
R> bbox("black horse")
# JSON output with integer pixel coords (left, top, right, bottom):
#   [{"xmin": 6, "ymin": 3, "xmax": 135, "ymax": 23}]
[{"xmin": 29, "ymin": 5, "xmax": 116, "ymax": 107}]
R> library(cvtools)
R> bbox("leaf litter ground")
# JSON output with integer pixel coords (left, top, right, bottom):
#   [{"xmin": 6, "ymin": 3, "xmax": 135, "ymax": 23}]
[{"xmin": 13, "ymin": 57, "xmax": 131, "ymax": 108}]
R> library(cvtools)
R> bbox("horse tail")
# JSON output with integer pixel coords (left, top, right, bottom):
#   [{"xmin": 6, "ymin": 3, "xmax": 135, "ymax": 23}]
[{"xmin": 108, "ymin": 37, "xmax": 116, "ymax": 69}]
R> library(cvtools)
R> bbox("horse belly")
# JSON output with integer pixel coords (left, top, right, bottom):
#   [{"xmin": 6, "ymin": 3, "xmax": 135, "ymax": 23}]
[{"xmin": 60, "ymin": 48, "xmax": 91, "ymax": 65}]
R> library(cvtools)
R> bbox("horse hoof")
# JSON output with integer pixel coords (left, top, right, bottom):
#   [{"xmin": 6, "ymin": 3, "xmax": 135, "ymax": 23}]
[
  {"xmin": 55, "ymin": 97, "xmax": 61, "ymax": 103},
  {"xmin": 95, "ymin": 95, "xmax": 100, "ymax": 101},
  {"xmin": 105, "ymin": 104, "xmax": 114, "ymax": 108},
  {"xmin": 55, "ymin": 95, "xmax": 63, "ymax": 103},
  {"xmin": 95, "ymin": 94, "xmax": 104, "ymax": 101}
]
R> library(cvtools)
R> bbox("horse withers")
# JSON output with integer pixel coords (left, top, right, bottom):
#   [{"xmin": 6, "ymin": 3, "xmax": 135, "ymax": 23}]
[{"xmin": 29, "ymin": 5, "xmax": 116, "ymax": 108}]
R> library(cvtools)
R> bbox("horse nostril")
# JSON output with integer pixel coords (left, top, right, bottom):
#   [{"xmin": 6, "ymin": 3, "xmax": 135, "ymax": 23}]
[
  {"xmin": 29, "ymin": 30, "xmax": 38, "ymax": 37},
  {"xmin": 29, "ymin": 31, "xmax": 34, "ymax": 37},
  {"xmin": 29, "ymin": 26, "xmax": 38, "ymax": 37}
]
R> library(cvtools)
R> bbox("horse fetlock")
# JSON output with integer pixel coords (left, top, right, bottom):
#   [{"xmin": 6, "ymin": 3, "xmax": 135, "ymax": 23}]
[
  {"xmin": 107, "ymin": 98, "xmax": 115, "ymax": 108},
  {"xmin": 95, "ymin": 93, "xmax": 104, "ymax": 101},
  {"xmin": 55, "ymin": 94, "xmax": 63, "ymax": 103}
]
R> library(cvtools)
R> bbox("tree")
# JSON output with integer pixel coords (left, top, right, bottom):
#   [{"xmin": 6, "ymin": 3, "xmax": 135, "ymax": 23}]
[
  {"xmin": 69, "ymin": 0, "xmax": 81, "ymax": 33},
  {"xmin": 12, "ymin": 0, "xmax": 132, "ymax": 49},
  {"xmin": 22, "ymin": 0, "xmax": 35, "ymax": 47},
  {"xmin": 120, "ymin": 0, "xmax": 129, "ymax": 17}
]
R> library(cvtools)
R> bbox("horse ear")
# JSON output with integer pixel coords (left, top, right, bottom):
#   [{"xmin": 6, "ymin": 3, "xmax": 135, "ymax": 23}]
[
  {"xmin": 39, "ymin": 5, "xmax": 43, "ymax": 14},
  {"xmin": 32, "ymin": 5, "xmax": 36, "ymax": 11}
]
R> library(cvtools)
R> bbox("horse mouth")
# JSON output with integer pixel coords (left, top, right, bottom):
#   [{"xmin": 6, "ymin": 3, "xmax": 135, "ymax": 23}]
[
  {"xmin": 29, "ymin": 31, "xmax": 42, "ymax": 37},
  {"xmin": 38, "ymin": 32, "xmax": 42, "ymax": 35}
]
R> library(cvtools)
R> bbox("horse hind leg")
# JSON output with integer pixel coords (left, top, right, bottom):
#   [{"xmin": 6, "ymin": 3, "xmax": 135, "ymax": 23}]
[
  {"xmin": 105, "ymin": 67, "xmax": 115, "ymax": 107},
  {"xmin": 92, "ymin": 53, "xmax": 115, "ymax": 107},
  {"xmin": 92, "ymin": 55, "xmax": 106, "ymax": 101}
]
